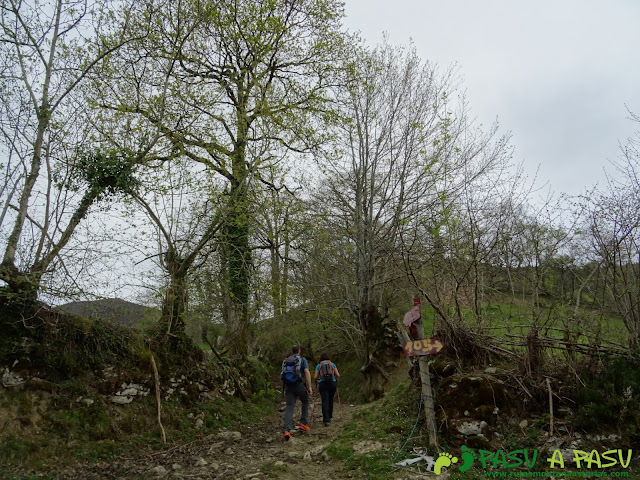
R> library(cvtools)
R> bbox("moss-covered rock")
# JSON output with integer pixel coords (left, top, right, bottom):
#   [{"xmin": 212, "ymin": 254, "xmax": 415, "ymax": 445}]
[{"xmin": 436, "ymin": 373, "xmax": 508, "ymax": 442}]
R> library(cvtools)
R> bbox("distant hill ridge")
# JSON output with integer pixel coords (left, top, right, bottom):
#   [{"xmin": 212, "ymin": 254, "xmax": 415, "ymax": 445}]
[{"xmin": 55, "ymin": 298, "xmax": 159, "ymax": 328}]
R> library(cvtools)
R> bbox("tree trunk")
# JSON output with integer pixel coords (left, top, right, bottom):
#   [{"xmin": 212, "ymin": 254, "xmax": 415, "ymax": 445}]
[
  {"xmin": 361, "ymin": 354, "xmax": 389, "ymax": 401},
  {"xmin": 359, "ymin": 302, "xmax": 391, "ymax": 400},
  {"xmin": 282, "ymin": 220, "xmax": 289, "ymax": 313},
  {"xmin": 270, "ymin": 233, "xmax": 282, "ymax": 316},
  {"xmin": 2, "ymin": 0, "xmax": 64, "ymax": 271},
  {"xmin": 0, "ymin": 264, "xmax": 39, "ymax": 305},
  {"xmin": 2, "ymin": 90, "xmax": 51, "ymax": 273},
  {"xmin": 224, "ymin": 139, "xmax": 251, "ymax": 359},
  {"xmin": 158, "ymin": 251, "xmax": 189, "ymax": 335},
  {"xmin": 31, "ymin": 185, "xmax": 103, "ymax": 277}
]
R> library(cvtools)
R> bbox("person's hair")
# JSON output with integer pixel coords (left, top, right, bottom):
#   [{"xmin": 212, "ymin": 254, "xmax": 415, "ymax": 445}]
[
  {"xmin": 319, "ymin": 352, "xmax": 330, "ymax": 362},
  {"xmin": 292, "ymin": 345, "xmax": 300, "ymax": 354}
]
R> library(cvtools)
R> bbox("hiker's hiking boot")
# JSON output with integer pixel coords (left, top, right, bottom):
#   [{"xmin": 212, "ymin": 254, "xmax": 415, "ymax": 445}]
[
  {"xmin": 284, "ymin": 431, "xmax": 293, "ymax": 441},
  {"xmin": 298, "ymin": 423, "xmax": 310, "ymax": 432}
]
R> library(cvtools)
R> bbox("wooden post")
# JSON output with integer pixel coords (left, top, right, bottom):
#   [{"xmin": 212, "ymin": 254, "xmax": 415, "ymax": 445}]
[
  {"xmin": 546, "ymin": 377, "xmax": 554, "ymax": 437},
  {"xmin": 415, "ymin": 318, "xmax": 438, "ymax": 449},
  {"xmin": 399, "ymin": 296, "xmax": 439, "ymax": 450},
  {"xmin": 150, "ymin": 354, "xmax": 166, "ymax": 443}
]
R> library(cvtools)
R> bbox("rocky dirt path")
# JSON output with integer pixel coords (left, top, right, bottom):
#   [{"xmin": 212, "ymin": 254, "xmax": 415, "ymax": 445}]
[{"xmin": 61, "ymin": 396, "xmax": 357, "ymax": 480}]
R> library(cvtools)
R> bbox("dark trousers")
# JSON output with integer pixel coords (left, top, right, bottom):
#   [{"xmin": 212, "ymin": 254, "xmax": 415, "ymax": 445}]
[
  {"xmin": 283, "ymin": 382, "xmax": 309, "ymax": 431},
  {"xmin": 318, "ymin": 380, "xmax": 337, "ymax": 422}
]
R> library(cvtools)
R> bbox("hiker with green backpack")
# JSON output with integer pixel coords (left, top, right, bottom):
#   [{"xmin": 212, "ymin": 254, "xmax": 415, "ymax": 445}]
[
  {"xmin": 281, "ymin": 345, "xmax": 313, "ymax": 441},
  {"xmin": 313, "ymin": 352, "xmax": 340, "ymax": 427}
]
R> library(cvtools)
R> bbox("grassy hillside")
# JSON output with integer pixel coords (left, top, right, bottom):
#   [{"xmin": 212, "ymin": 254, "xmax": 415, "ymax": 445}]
[{"xmin": 55, "ymin": 298, "xmax": 160, "ymax": 329}]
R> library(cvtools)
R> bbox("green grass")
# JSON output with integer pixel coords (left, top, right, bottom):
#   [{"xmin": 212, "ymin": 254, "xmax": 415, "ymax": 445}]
[
  {"xmin": 0, "ymin": 384, "xmax": 279, "ymax": 475},
  {"xmin": 325, "ymin": 355, "xmax": 640, "ymax": 478},
  {"xmin": 572, "ymin": 357, "xmax": 640, "ymax": 443},
  {"xmin": 260, "ymin": 459, "xmax": 288, "ymax": 478},
  {"xmin": 0, "ymin": 300, "xmax": 279, "ymax": 475},
  {"xmin": 325, "ymin": 381, "xmax": 431, "ymax": 479},
  {"xmin": 330, "ymin": 356, "xmax": 369, "ymax": 404},
  {"xmin": 451, "ymin": 299, "xmax": 630, "ymax": 350}
]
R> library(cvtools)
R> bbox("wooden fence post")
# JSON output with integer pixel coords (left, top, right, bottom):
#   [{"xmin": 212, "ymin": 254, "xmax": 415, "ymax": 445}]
[
  {"xmin": 398, "ymin": 307, "xmax": 439, "ymax": 450},
  {"xmin": 415, "ymin": 318, "xmax": 438, "ymax": 449}
]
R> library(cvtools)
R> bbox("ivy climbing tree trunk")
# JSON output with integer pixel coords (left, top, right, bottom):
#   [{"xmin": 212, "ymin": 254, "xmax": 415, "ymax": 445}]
[
  {"xmin": 160, "ymin": 255, "xmax": 189, "ymax": 336},
  {"xmin": 225, "ymin": 155, "xmax": 251, "ymax": 357}
]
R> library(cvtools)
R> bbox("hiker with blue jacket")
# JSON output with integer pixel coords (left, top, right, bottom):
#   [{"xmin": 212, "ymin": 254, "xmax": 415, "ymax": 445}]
[
  {"xmin": 281, "ymin": 345, "xmax": 312, "ymax": 440},
  {"xmin": 314, "ymin": 352, "xmax": 340, "ymax": 427}
]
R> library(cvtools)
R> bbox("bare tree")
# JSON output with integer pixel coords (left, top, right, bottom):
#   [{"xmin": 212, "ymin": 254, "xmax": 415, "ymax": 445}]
[
  {"xmin": 251, "ymin": 162, "xmax": 309, "ymax": 318},
  {"xmin": 588, "ymin": 113, "xmax": 640, "ymax": 349},
  {"xmin": 313, "ymin": 41, "xmax": 513, "ymax": 396},
  {"xmin": 0, "ymin": 0, "xmax": 147, "ymax": 302}
]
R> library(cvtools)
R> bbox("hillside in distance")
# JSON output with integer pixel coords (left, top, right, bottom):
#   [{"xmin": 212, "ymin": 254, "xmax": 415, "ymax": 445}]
[{"xmin": 55, "ymin": 298, "xmax": 160, "ymax": 328}]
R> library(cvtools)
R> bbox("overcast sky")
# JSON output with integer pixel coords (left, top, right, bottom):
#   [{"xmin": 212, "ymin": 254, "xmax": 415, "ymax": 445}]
[{"xmin": 342, "ymin": 0, "xmax": 640, "ymax": 198}]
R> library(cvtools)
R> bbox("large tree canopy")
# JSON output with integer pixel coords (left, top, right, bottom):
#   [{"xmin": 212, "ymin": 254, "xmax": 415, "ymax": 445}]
[{"xmin": 92, "ymin": 0, "xmax": 347, "ymax": 357}]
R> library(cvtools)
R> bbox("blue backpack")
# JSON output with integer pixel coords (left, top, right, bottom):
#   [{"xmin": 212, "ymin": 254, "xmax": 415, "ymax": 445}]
[{"xmin": 281, "ymin": 354, "xmax": 302, "ymax": 386}]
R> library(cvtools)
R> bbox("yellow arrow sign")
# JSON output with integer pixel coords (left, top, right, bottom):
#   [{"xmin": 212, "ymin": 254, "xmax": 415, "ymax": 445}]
[{"xmin": 403, "ymin": 338, "xmax": 444, "ymax": 357}]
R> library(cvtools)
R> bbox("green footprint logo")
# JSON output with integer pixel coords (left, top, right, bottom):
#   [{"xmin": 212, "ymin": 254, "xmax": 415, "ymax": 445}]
[
  {"xmin": 434, "ymin": 452, "xmax": 458, "ymax": 475},
  {"xmin": 459, "ymin": 445, "xmax": 477, "ymax": 472}
]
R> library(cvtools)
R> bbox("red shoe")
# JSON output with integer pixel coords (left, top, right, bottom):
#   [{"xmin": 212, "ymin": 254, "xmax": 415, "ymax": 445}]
[
  {"xmin": 284, "ymin": 431, "xmax": 293, "ymax": 441},
  {"xmin": 298, "ymin": 423, "xmax": 310, "ymax": 432}
]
